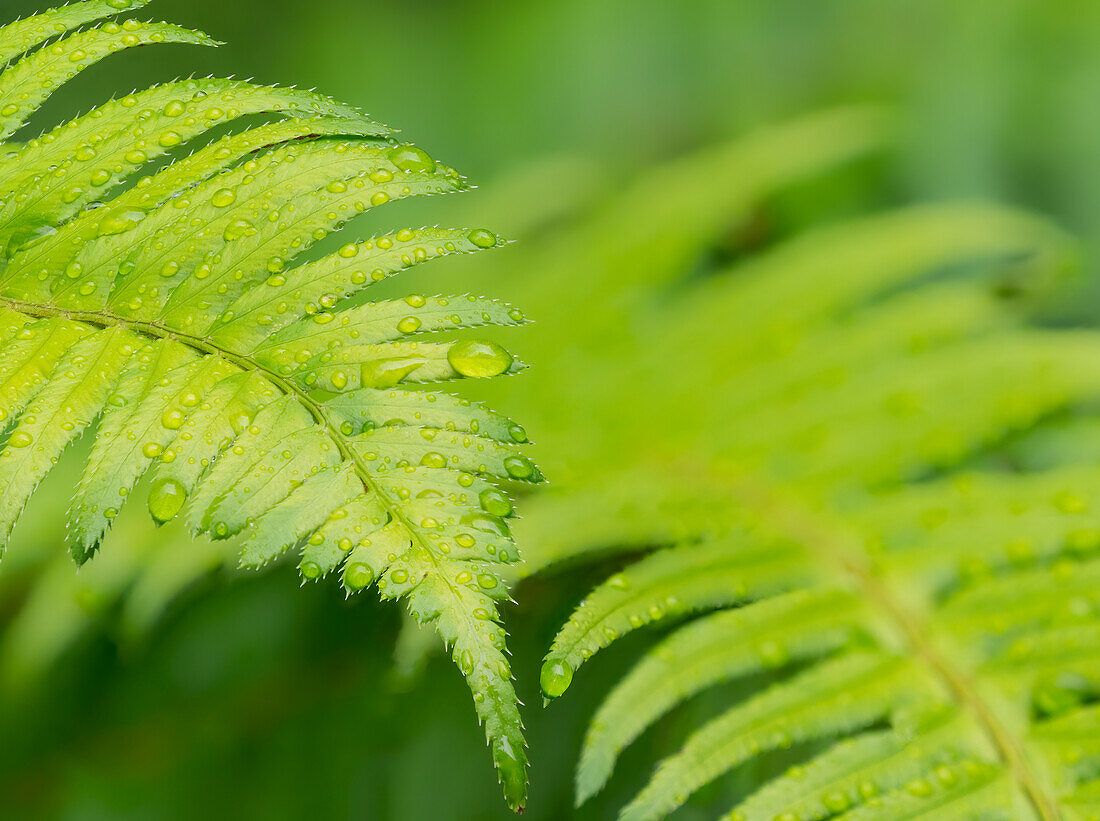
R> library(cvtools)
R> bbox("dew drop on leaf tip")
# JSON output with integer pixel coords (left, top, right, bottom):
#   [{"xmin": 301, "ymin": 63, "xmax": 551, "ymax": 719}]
[{"xmin": 540, "ymin": 659, "xmax": 573, "ymax": 699}]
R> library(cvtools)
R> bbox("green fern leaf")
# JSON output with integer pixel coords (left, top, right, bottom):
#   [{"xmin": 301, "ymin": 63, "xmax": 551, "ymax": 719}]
[
  {"xmin": 0, "ymin": 1, "xmax": 534, "ymax": 808},
  {"xmin": 527, "ymin": 111, "xmax": 1100, "ymax": 820}
]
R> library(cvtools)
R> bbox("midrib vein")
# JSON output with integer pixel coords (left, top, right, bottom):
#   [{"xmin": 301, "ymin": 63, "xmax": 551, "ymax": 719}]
[{"xmin": 717, "ymin": 470, "xmax": 1061, "ymax": 821}]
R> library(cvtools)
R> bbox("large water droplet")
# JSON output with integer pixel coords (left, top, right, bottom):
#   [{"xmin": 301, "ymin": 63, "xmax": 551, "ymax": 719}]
[
  {"xmin": 420, "ymin": 451, "xmax": 447, "ymax": 469},
  {"xmin": 503, "ymin": 454, "xmax": 536, "ymax": 480},
  {"xmin": 222, "ymin": 218, "xmax": 255, "ymax": 242},
  {"xmin": 360, "ymin": 357, "xmax": 424, "ymax": 389},
  {"xmin": 148, "ymin": 477, "xmax": 186, "ymax": 523},
  {"xmin": 478, "ymin": 488, "xmax": 513, "ymax": 517},
  {"xmin": 344, "ymin": 561, "xmax": 374, "ymax": 590},
  {"xmin": 388, "ymin": 144, "xmax": 436, "ymax": 173},
  {"xmin": 467, "ymin": 229, "xmax": 497, "ymax": 249},
  {"xmin": 397, "ymin": 316, "xmax": 421, "ymax": 334},
  {"xmin": 97, "ymin": 209, "xmax": 145, "ymax": 237},
  {"xmin": 211, "ymin": 188, "xmax": 236, "ymax": 207},
  {"xmin": 460, "ymin": 512, "xmax": 510, "ymax": 537},
  {"xmin": 299, "ymin": 560, "xmax": 322, "ymax": 580},
  {"xmin": 161, "ymin": 408, "xmax": 185, "ymax": 429},
  {"xmin": 447, "ymin": 339, "xmax": 512, "ymax": 378},
  {"xmin": 540, "ymin": 659, "xmax": 573, "ymax": 699}
]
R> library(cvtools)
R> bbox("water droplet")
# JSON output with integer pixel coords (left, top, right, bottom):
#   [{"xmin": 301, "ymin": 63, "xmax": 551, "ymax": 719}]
[
  {"xmin": 97, "ymin": 209, "xmax": 145, "ymax": 236},
  {"xmin": 1054, "ymin": 490, "xmax": 1088, "ymax": 514},
  {"xmin": 388, "ymin": 144, "xmax": 436, "ymax": 173},
  {"xmin": 460, "ymin": 512, "xmax": 509, "ymax": 537},
  {"xmin": 344, "ymin": 562, "xmax": 373, "ymax": 590},
  {"xmin": 8, "ymin": 431, "xmax": 33, "ymax": 448},
  {"xmin": 223, "ymin": 218, "xmax": 255, "ymax": 242},
  {"xmin": 161, "ymin": 408, "xmax": 185, "ymax": 429},
  {"xmin": 420, "ymin": 451, "xmax": 447, "ymax": 469},
  {"xmin": 468, "ymin": 229, "xmax": 497, "ymax": 249},
  {"xmin": 360, "ymin": 357, "xmax": 424, "ymax": 389},
  {"xmin": 503, "ymin": 454, "xmax": 536, "ymax": 480},
  {"xmin": 457, "ymin": 648, "xmax": 474, "ymax": 674},
  {"xmin": 397, "ymin": 316, "xmax": 421, "ymax": 334},
  {"xmin": 477, "ymin": 573, "xmax": 497, "ymax": 589},
  {"xmin": 299, "ymin": 561, "xmax": 321, "ymax": 580},
  {"xmin": 211, "ymin": 188, "xmax": 236, "ymax": 207},
  {"xmin": 934, "ymin": 766, "xmax": 957, "ymax": 787},
  {"xmin": 508, "ymin": 424, "xmax": 528, "ymax": 443},
  {"xmin": 147, "ymin": 477, "xmax": 186, "ymax": 523},
  {"xmin": 905, "ymin": 778, "xmax": 933, "ymax": 798},
  {"xmin": 479, "ymin": 488, "xmax": 513, "ymax": 517},
  {"xmin": 540, "ymin": 659, "xmax": 573, "ymax": 699},
  {"xmin": 447, "ymin": 339, "xmax": 513, "ymax": 378}
]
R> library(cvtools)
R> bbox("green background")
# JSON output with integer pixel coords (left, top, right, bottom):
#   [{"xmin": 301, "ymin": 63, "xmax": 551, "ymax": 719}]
[{"xmin": 2, "ymin": 1, "xmax": 1100, "ymax": 819}]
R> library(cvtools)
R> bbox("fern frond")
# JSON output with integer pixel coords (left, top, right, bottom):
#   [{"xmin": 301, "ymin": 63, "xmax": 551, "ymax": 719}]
[
  {"xmin": 0, "ymin": 1, "xmax": 534, "ymax": 808},
  {"xmin": 574, "ymin": 589, "xmax": 866, "ymax": 804},
  {"xmin": 526, "ymin": 111, "xmax": 1100, "ymax": 819}
]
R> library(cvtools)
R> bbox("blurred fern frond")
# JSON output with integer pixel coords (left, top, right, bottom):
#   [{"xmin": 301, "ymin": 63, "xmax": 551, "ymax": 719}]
[
  {"xmin": 503, "ymin": 111, "xmax": 1100, "ymax": 819},
  {"xmin": 0, "ymin": 0, "xmax": 537, "ymax": 807}
]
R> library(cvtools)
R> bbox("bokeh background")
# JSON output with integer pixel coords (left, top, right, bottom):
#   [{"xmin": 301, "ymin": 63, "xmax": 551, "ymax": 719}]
[{"xmin": 2, "ymin": 0, "xmax": 1100, "ymax": 818}]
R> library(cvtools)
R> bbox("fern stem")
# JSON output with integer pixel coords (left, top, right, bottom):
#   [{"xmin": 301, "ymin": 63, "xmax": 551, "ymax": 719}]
[{"xmin": 708, "ymin": 466, "xmax": 1062, "ymax": 821}]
